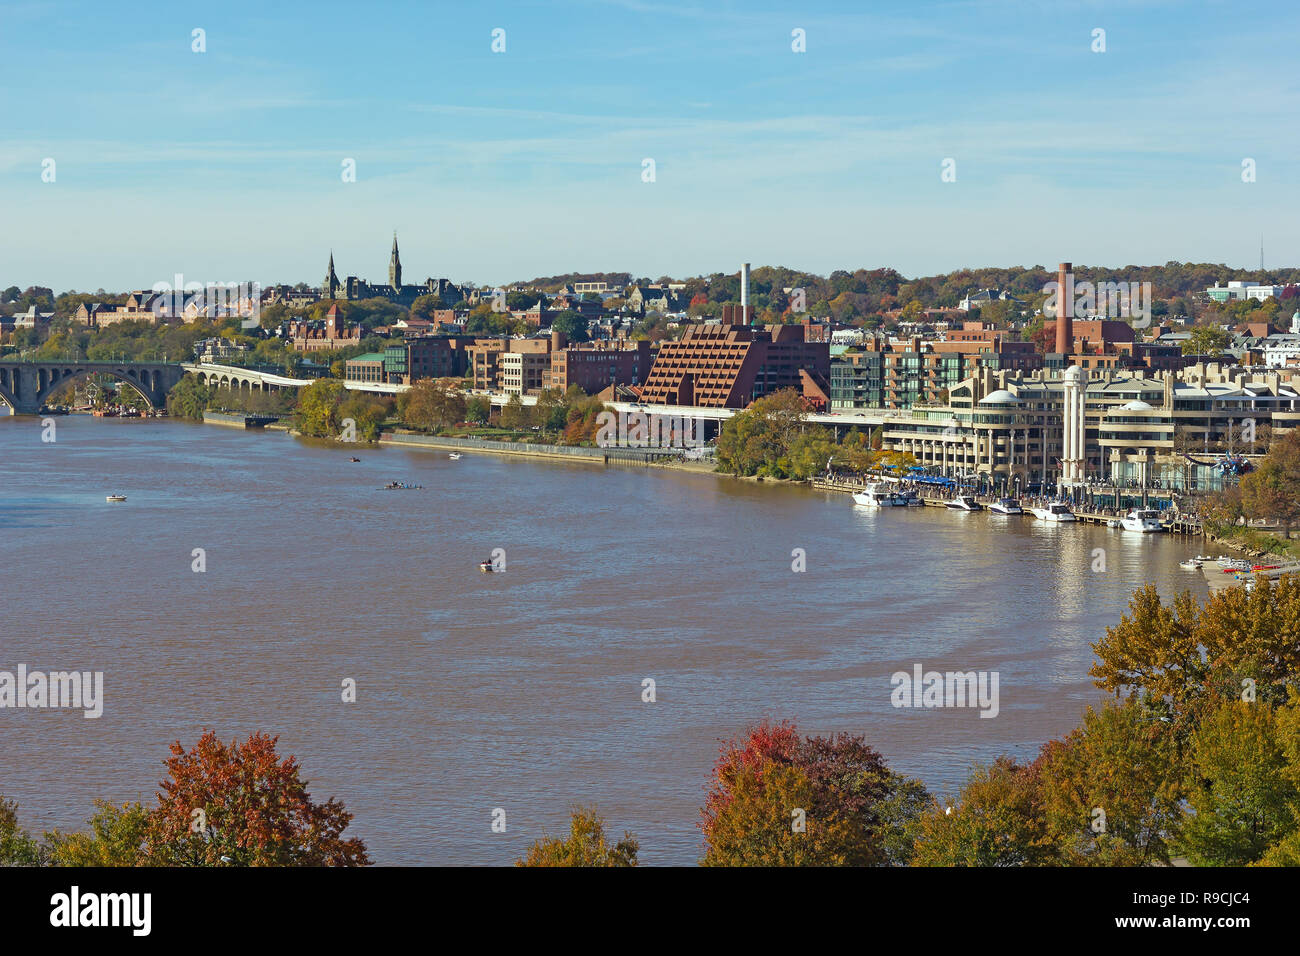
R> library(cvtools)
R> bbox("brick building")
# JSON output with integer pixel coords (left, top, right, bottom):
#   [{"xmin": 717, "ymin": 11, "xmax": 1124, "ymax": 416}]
[{"xmin": 638, "ymin": 318, "xmax": 830, "ymax": 409}]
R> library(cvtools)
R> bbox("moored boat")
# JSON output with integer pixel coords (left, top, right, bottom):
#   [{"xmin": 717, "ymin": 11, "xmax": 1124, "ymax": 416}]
[
  {"xmin": 1120, "ymin": 509, "xmax": 1163, "ymax": 533},
  {"xmin": 852, "ymin": 482, "xmax": 909, "ymax": 507},
  {"xmin": 1029, "ymin": 501, "xmax": 1076, "ymax": 522},
  {"xmin": 945, "ymin": 495, "xmax": 981, "ymax": 511},
  {"xmin": 988, "ymin": 497, "xmax": 1023, "ymax": 515}
]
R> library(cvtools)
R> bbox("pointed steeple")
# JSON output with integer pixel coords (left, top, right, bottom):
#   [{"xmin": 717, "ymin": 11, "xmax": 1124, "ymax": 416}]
[
  {"xmin": 389, "ymin": 232, "xmax": 402, "ymax": 289},
  {"xmin": 323, "ymin": 249, "xmax": 340, "ymax": 299}
]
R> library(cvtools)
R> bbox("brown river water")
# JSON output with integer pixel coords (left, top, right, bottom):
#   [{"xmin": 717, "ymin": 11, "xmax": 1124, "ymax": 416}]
[{"xmin": 0, "ymin": 414, "xmax": 1210, "ymax": 864}]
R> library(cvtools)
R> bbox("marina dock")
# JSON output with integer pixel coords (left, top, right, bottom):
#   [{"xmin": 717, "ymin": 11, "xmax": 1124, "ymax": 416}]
[{"xmin": 809, "ymin": 476, "xmax": 1204, "ymax": 535}]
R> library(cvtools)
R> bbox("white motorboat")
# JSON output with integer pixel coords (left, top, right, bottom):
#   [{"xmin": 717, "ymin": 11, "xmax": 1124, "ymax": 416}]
[
  {"xmin": 449, "ymin": 453, "xmax": 462, "ymax": 460},
  {"xmin": 1179, "ymin": 559, "xmax": 1202, "ymax": 571},
  {"xmin": 105, "ymin": 494, "xmax": 127, "ymax": 503},
  {"xmin": 1120, "ymin": 509, "xmax": 1163, "ymax": 533},
  {"xmin": 945, "ymin": 495, "xmax": 982, "ymax": 511},
  {"xmin": 1029, "ymin": 501, "xmax": 1076, "ymax": 522},
  {"xmin": 853, "ymin": 482, "xmax": 909, "ymax": 507},
  {"xmin": 988, "ymin": 497, "xmax": 1023, "ymax": 515}
]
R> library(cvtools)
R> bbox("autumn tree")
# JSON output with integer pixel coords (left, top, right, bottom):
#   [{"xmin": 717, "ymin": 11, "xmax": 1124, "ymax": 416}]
[
  {"xmin": 1090, "ymin": 579, "xmax": 1300, "ymax": 721},
  {"xmin": 700, "ymin": 721, "xmax": 926, "ymax": 866},
  {"xmin": 401, "ymin": 377, "xmax": 467, "ymax": 431},
  {"xmin": 516, "ymin": 807, "xmax": 638, "ymax": 867},
  {"xmin": 909, "ymin": 758, "xmax": 1056, "ymax": 867},
  {"xmin": 143, "ymin": 731, "xmax": 370, "ymax": 866},
  {"xmin": 1036, "ymin": 698, "xmax": 1183, "ymax": 865},
  {"xmin": 1239, "ymin": 429, "xmax": 1300, "ymax": 536}
]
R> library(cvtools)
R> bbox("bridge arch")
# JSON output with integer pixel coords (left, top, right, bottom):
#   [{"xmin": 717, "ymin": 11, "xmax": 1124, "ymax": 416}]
[{"xmin": 35, "ymin": 366, "xmax": 162, "ymax": 410}]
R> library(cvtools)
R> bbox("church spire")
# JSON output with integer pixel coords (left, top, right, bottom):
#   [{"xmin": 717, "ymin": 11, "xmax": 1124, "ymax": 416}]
[
  {"xmin": 323, "ymin": 249, "xmax": 340, "ymax": 299},
  {"xmin": 389, "ymin": 232, "xmax": 402, "ymax": 289}
]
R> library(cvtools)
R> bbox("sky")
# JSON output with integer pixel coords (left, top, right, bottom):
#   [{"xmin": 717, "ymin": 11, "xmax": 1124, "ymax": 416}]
[{"xmin": 1, "ymin": 0, "xmax": 1297, "ymax": 292}]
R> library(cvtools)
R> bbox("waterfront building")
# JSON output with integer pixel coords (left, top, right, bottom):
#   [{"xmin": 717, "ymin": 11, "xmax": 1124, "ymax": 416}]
[
  {"xmin": 638, "ymin": 318, "xmax": 830, "ymax": 409},
  {"xmin": 874, "ymin": 363, "xmax": 1300, "ymax": 491},
  {"xmin": 830, "ymin": 332, "xmax": 1041, "ymax": 410},
  {"xmin": 464, "ymin": 331, "xmax": 650, "ymax": 396}
]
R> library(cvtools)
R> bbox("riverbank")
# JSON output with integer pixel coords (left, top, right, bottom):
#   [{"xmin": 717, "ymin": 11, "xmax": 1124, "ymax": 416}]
[{"xmin": 377, "ymin": 430, "xmax": 720, "ymax": 473}]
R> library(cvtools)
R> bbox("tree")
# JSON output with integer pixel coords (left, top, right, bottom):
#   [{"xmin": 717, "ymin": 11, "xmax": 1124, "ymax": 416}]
[
  {"xmin": 550, "ymin": 310, "xmax": 589, "ymax": 343},
  {"xmin": 1175, "ymin": 700, "xmax": 1298, "ymax": 865},
  {"xmin": 516, "ymin": 807, "xmax": 638, "ymax": 867},
  {"xmin": 909, "ymin": 758, "xmax": 1056, "ymax": 867},
  {"xmin": 294, "ymin": 378, "xmax": 348, "ymax": 438},
  {"xmin": 1036, "ymin": 697, "xmax": 1183, "ymax": 865},
  {"xmin": 144, "ymin": 731, "xmax": 370, "ymax": 866},
  {"xmin": 1089, "ymin": 579, "xmax": 1300, "ymax": 720},
  {"xmin": 715, "ymin": 389, "xmax": 808, "ymax": 478},
  {"xmin": 465, "ymin": 395, "xmax": 491, "ymax": 425},
  {"xmin": 165, "ymin": 373, "xmax": 211, "ymax": 421},
  {"xmin": 1182, "ymin": 325, "xmax": 1230, "ymax": 356},
  {"xmin": 408, "ymin": 294, "xmax": 444, "ymax": 322},
  {"xmin": 0, "ymin": 796, "xmax": 45, "ymax": 865},
  {"xmin": 402, "ymin": 378, "xmax": 466, "ymax": 431},
  {"xmin": 45, "ymin": 801, "xmax": 150, "ymax": 867},
  {"xmin": 700, "ymin": 721, "xmax": 926, "ymax": 866},
  {"xmin": 500, "ymin": 393, "xmax": 529, "ymax": 430},
  {"xmin": 1239, "ymin": 429, "xmax": 1300, "ymax": 536}
]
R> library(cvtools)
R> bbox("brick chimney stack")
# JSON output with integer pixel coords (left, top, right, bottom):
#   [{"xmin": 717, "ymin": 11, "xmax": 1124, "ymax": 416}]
[{"xmin": 1055, "ymin": 261, "xmax": 1072, "ymax": 355}]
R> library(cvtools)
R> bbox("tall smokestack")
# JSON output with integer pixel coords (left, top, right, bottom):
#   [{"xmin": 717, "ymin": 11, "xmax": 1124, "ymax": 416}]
[
  {"xmin": 741, "ymin": 262, "xmax": 750, "ymax": 323},
  {"xmin": 1055, "ymin": 261, "xmax": 1073, "ymax": 356}
]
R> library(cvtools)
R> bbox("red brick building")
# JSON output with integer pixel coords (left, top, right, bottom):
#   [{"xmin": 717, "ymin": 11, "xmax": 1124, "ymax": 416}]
[{"xmin": 638, "ymin": 319, "xmax": 830, "ymax": 409}]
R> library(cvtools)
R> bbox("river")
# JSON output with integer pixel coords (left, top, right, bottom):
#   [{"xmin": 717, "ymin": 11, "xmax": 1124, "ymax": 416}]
[{"xmin": 0, "ymin": 415, "xmax": 1209, "ymax": 864}]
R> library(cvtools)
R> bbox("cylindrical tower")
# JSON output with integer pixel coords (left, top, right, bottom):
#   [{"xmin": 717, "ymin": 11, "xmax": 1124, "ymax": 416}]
[{"xmin": 1055, "ymin": 262, "xmax": 1073, "ymax": 355}]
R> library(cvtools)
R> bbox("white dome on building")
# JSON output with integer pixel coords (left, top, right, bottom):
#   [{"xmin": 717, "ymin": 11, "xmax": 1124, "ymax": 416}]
[
  {"xmin": 1119, "ymin": 400, "xmax": 1154, "ymax": 410},
  {"xmin": 979, "ymin": 389, "xmax": 1021, "ymax": 405},
  {"xmin": 1064, "ymin": 365, "xmax": 1083, "ymax": 383}
]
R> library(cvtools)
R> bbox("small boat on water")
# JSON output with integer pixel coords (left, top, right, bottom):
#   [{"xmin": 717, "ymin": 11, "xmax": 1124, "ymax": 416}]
[
  {"xmin": 449, "ymin": 453, "xmax": 462, "ymax": 460},
  {"xmin": 479, "ymin": 560, "xmax": 496, "ymax": 573},
  {"xmin": 1179, "ymin": 559, "xmax": 1202, "ymax": 571},
  {"xmin": 382, "ymin": 482, "xmax": 424, "ymax": 490},
  {"xmin": 945, "ymin": 495, "xmax": 982, "ymax": 511},
  {"xmin": 988, "ymin": 497, "xmax": 1023, "ymax": 515},
  {"xmin": 852, "ymin": 482, "xmax": 908, "ymax": 507},
  {"xmin": 349, "ymin": 456, "xmax": 360, "ymax": 462},
  {"xmin": 1120, "ymin": 509, "xmax": 1163, "ymax": 533},
  {"xmin": 1029, "ymin": 502, "xmax": 1077, "ymax": 522},
  {"xmin": 105, "ymin": 494, "xmax": 127, "ymax": 503}
]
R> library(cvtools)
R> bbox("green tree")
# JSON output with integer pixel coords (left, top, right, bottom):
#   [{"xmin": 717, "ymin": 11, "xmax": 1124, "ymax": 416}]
[
  {"xmin": 1176, "ymin": 699, "xmax": 1298, "ymax": 865},
  {"xmin": 45, "ymin": 801, "xmax": 150, "ymax": 867},
  {"xmin": 715, "ymin": 389, "xmax": 809, "ymax": 478},
  {"xmin": 465, "ymin": 395, "xmax": 491, "ymax": 425},
  {"xmin": 516, "ymin": 807, "xmax": 638, "ymax": 867},
  {"xmin": 1037, "ymin": 697, "xmax": 1183, "ymax": 865},
  {"xmin": 165, "ymin": 373, "xmax": 212, "ymax": 421},
  {"xmin": 0, "ymin": 796, "xmax": 45, "ymax": 865},
  {"xmin": 1182, "ymin": 325, "xmax": 1230, "ymax": 355},
  {"xmin": 550, "ymin": 310, "xmax": 589, "ymax": 343},
  {"xmin": 294, "ymin": 378, "xmax": 347, "ymax": 438},
  {"xmin": 909, "ymin": 758, "xmax": 1056, "ymax": 867}
]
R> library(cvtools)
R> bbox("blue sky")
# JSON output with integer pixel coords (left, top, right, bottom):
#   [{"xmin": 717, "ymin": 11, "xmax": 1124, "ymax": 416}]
[{"xmin": 2, "ymin": 0, "xmax": 1296, "ymax": 291}]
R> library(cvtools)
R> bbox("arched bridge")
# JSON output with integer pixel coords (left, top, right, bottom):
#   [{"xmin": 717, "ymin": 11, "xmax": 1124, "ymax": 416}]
[{"xmin": 0, "ymin": 360, "xmax": 185, "ymax": 415}]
